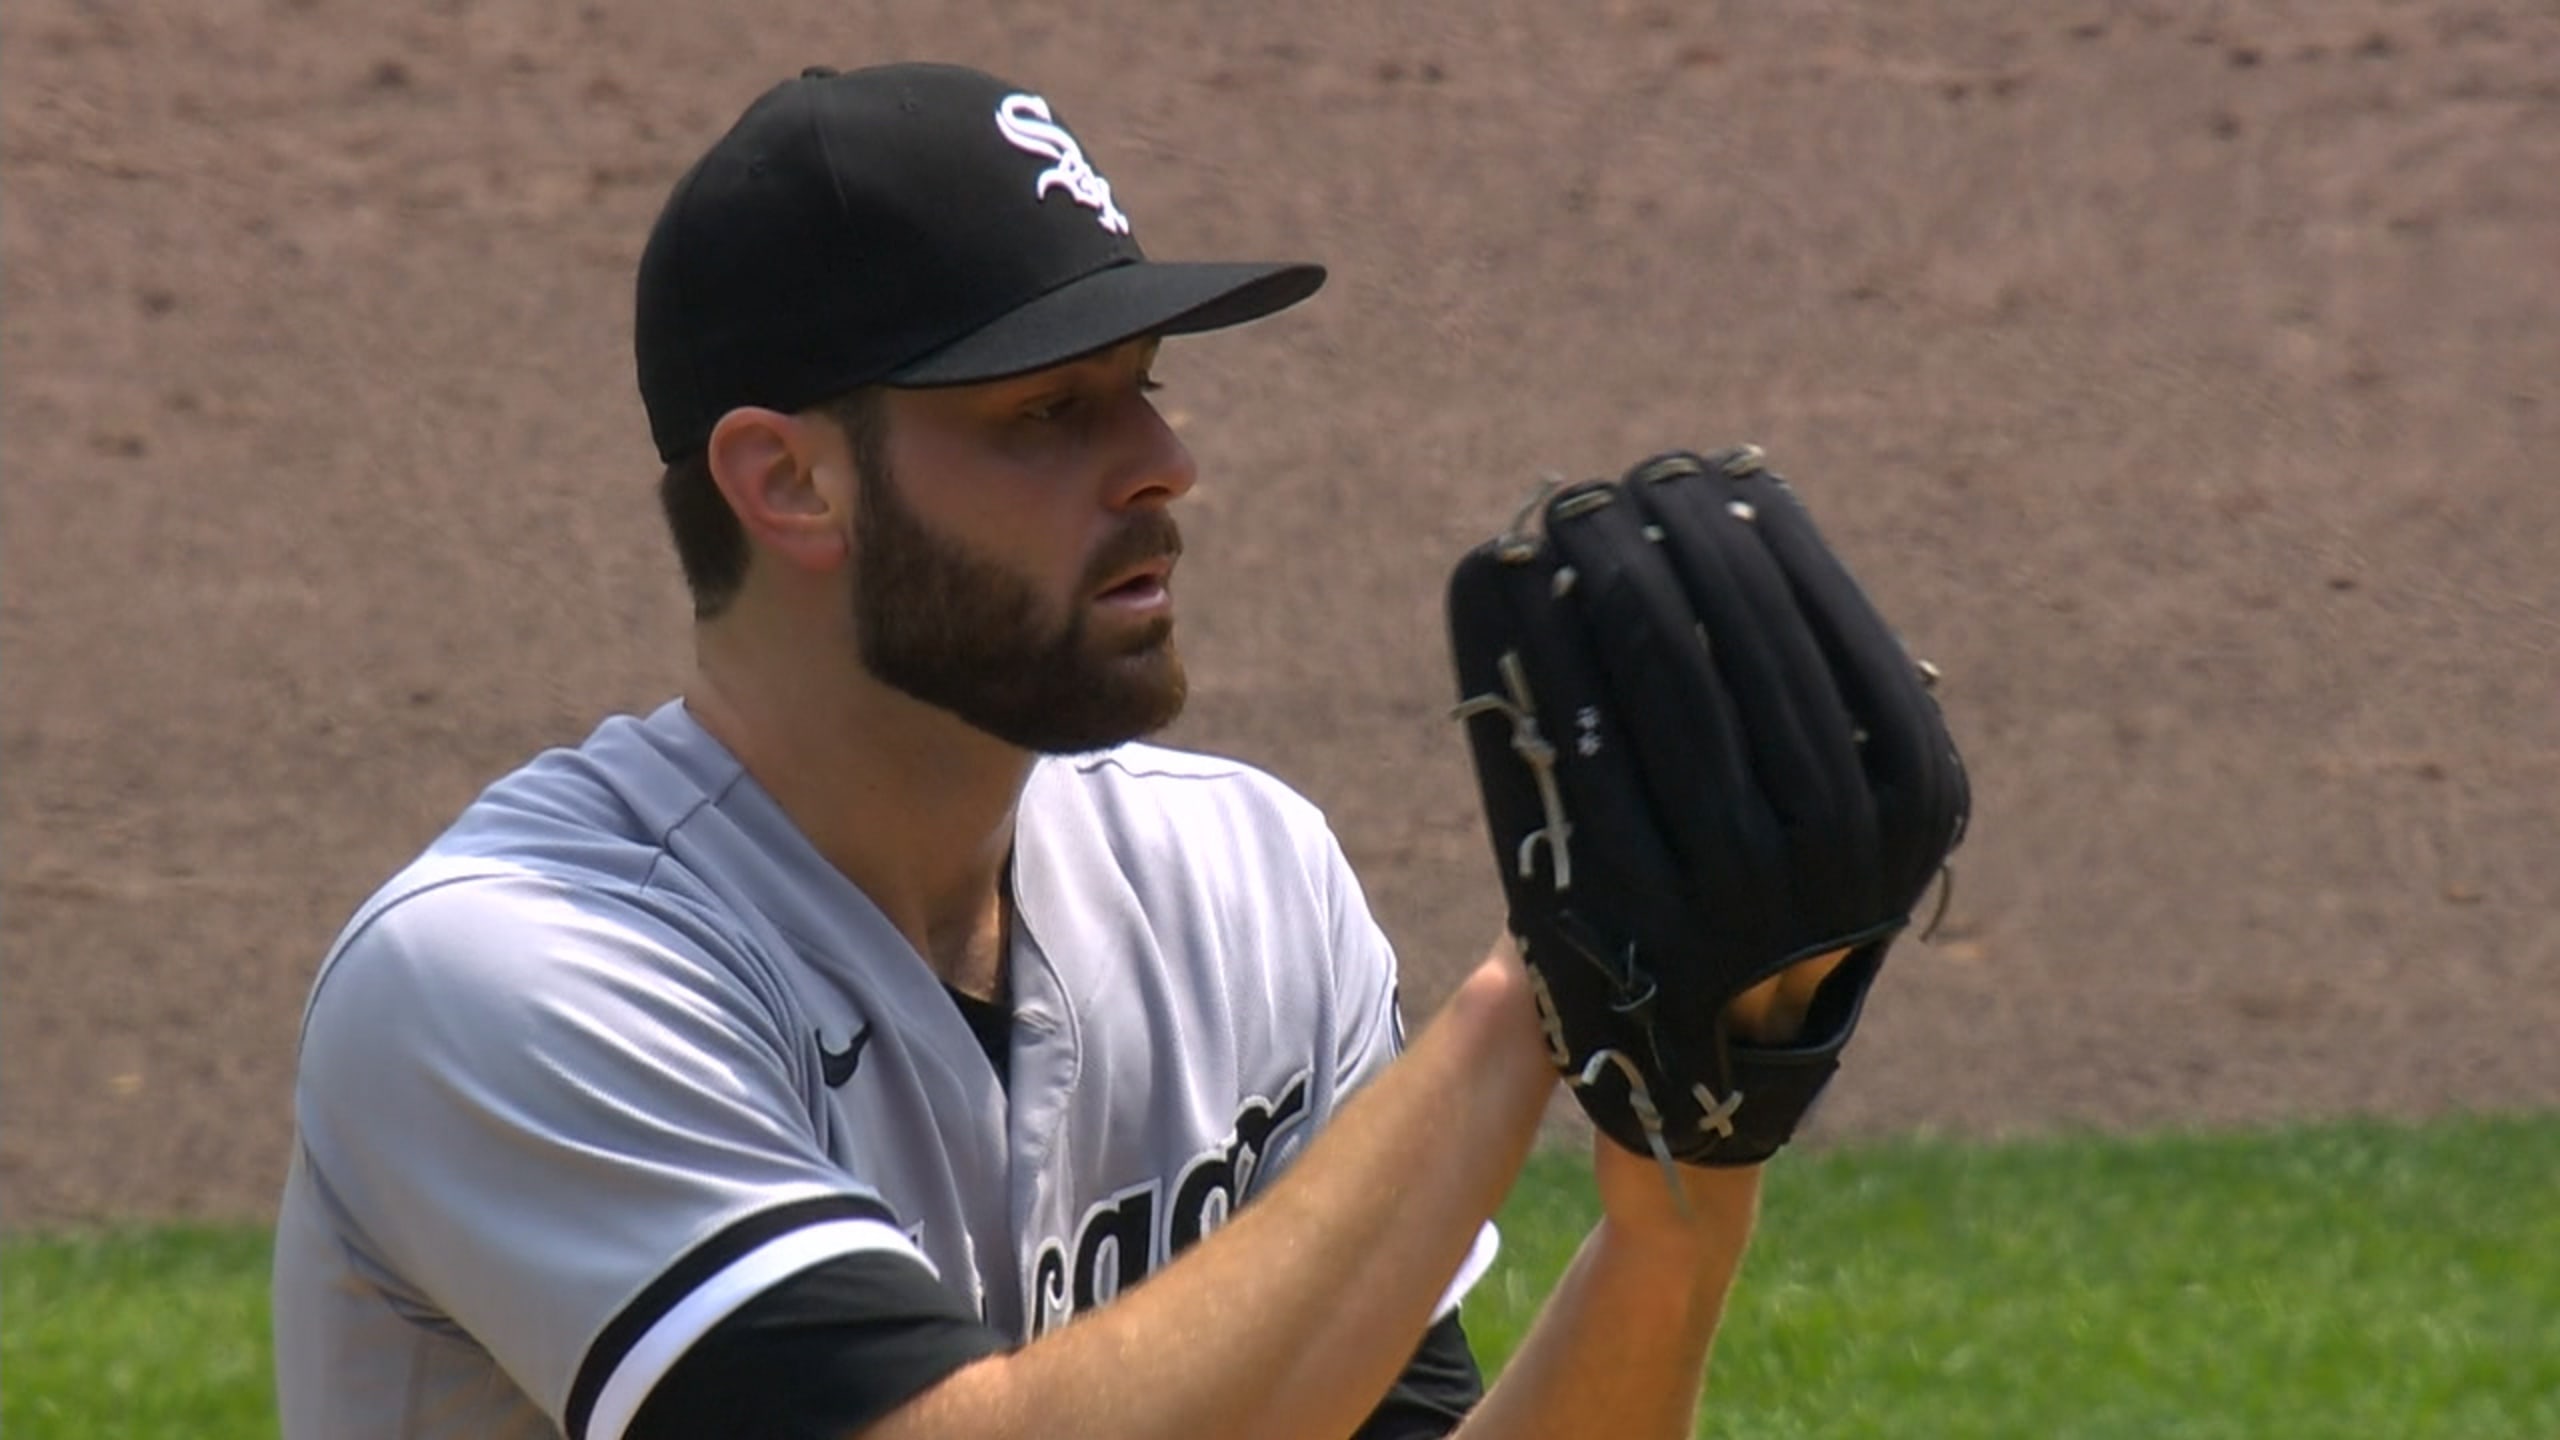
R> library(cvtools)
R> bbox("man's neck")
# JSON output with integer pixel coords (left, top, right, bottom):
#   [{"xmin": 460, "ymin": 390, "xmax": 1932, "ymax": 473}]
[{"xmin": 684, "ymin": 640, "xmax": 1031, "ymax": 996}]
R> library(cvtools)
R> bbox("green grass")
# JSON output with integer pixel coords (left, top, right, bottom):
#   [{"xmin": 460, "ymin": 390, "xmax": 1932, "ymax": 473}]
[
  {"xmin": 4, "ymin": 1114, "xmax": 2553, "ymax": 1437},
  {"xmin": 1467, "ymin": 1111, "xmax": 2560, "ymax": 1438},
  {"xmin": 2, "ymin": 1226, "xmax": 276, "ymax": 1437}
]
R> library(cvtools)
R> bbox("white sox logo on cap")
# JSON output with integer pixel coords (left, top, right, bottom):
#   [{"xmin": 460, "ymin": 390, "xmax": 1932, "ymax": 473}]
[{"xmin": 995, "ymin": 93, "xmax": 1131, "ymax": 235}]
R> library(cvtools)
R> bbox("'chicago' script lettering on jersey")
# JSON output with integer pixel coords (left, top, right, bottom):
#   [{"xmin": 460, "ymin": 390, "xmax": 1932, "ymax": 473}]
[
  {"xmin": 993, "ymin": 93, "xmax": 1132, "ymax": 236},
  {"xmin": 1029, "ymin": 1069, "xmax": 1311, "ymax": 1336}
]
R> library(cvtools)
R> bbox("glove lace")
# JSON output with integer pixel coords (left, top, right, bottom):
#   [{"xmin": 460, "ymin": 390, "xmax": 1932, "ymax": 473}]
[{"xmin": 1451, "ymin": 650, "xmax": 1575, "ymax": 891}]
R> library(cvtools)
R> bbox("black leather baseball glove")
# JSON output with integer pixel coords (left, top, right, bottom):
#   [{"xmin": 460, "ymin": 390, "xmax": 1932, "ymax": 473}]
[{"xmin": 1448, "ymin": 446, "xmax": 1969, "ymax": 1172}]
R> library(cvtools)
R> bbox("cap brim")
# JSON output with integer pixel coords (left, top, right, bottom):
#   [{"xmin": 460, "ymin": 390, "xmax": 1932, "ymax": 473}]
[{"xmin": 883, "ymin": 260, "xmax": 1326, "ymax": 386}]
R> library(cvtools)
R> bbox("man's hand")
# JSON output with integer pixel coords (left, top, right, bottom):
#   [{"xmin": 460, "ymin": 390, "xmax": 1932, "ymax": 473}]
[{"xmin": 1721, "ymin": 945, "xmax": 1855, "ymax": 1049}]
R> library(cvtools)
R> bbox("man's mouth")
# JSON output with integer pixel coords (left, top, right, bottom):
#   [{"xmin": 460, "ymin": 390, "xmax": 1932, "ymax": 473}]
[{"xmin": 1095, "ymin": 556, "xmax": 1176, "ymax": 604}]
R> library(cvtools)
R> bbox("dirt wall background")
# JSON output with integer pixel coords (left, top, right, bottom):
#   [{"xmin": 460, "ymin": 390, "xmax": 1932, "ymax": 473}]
[{"xmin": 4, "ymin": 0, "xmax": 2555, "ymax": 1226}]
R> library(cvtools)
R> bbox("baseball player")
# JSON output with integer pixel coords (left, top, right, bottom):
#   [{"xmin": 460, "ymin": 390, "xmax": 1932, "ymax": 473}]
[{"xmin": 272, "ymin": 61, "xmax": 1844, "ymax": 1440}]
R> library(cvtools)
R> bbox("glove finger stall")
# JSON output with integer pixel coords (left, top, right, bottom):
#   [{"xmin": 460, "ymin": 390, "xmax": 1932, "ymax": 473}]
[
  {"xmin": 1446, "ymin": 535, "xmax": 1692, "ymax": 954},
  {"xmin": 1730, "ymin": 469, "xmax": 1970, "ymax": 916},
  {"xmin": 1537, "ymin": 480, "xmax": 1785, "ymax": 945},
  {"xmin": 1625, "ymin": 458, "xmax": 1881, "ymax": 931}
]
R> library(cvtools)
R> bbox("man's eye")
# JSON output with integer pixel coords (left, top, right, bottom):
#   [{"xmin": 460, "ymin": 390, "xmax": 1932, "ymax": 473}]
[{"xmin": 1022, "ymin": 375, "xmax": 1160, "ymax": 423}]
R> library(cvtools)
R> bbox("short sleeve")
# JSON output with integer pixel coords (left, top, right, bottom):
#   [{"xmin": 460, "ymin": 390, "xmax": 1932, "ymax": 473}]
[
  {"xmin": 291, "ymin": 869, "xmax": 942, "ymax": 1439},
  {"xmin": 1310, "ymin": 828, "xmax": 1500, "ymax": 1323},
  {"xmin": 1316, "ymin": 828, "xmax": 1409, "ymax": 1095}
]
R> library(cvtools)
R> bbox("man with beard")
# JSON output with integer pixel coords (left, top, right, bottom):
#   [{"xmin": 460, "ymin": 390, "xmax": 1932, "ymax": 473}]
[{"xmin": 274, "ymin": 63, "xmax": 1780, "ymax": 1440}]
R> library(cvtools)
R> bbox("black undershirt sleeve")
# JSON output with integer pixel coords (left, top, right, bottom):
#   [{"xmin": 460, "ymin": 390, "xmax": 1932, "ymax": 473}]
[
  {"xmin": 1353, "ymin": 1311, "xmax": 1488, "ymax": 1439},
  {"xmin": 622, "ymin": 1250, "xmax": 1010, "ymax": 1440}
]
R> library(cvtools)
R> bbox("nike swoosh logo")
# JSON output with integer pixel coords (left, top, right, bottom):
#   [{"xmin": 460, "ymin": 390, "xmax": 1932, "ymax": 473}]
[{"xmin": 818, "ymin": 1024, "xmax": 873, "ymax": 1090}]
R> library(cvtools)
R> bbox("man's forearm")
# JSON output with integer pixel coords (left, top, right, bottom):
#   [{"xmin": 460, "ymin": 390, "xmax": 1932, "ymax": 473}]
[
  {"xmin": 1453, "ymin": 1162, "xmax": 1763, "ymax": 1440},
  {"xmin": 1445, "ymin": 942, "xmax": 1839, "ymax": 1440},
  {"xmin": 862, "ymin": 956, "xmax": 1557, "ymax": 1440}
]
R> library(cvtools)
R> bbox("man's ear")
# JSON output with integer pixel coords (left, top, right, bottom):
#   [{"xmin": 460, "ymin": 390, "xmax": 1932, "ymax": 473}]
[{"xmin": 704, "ymin": 407, "xmax": 848, "ymax": 575}]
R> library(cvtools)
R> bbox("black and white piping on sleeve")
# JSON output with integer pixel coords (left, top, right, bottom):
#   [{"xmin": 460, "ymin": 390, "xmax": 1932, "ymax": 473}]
[{"xmin": 565, "ymin": 1194, "xmax": 930, "ymax": 1440}]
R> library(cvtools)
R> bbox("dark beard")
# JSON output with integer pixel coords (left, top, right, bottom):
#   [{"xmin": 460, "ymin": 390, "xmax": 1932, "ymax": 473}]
[{"xmin": 852, "ymin": 458, "xmax": 1188, "ymax": 754}]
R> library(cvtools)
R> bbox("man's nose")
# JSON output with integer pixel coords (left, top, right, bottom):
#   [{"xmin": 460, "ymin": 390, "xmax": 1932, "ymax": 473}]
[{"xmin": 1108, "ymin": 400, "xmax": 1197, "ymax": 509}]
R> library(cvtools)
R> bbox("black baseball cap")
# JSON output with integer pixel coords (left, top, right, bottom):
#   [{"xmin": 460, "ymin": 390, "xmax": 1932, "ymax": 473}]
[{"xmin": 635, "ymin": 62, "xmax": 1327, "ymax": 461}]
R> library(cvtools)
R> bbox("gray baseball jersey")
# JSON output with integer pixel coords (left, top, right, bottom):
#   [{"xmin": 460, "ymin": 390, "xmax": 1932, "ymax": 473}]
[{"xmin": 273, "ymin": 700, "xmax": 1496, "ymax": 1439}]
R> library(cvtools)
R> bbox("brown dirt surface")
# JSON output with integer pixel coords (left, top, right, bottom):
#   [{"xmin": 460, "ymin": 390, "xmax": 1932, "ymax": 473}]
[{"xmin": 5, "ymin": 1, "xmax": 2556, "ymax": 1229}]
